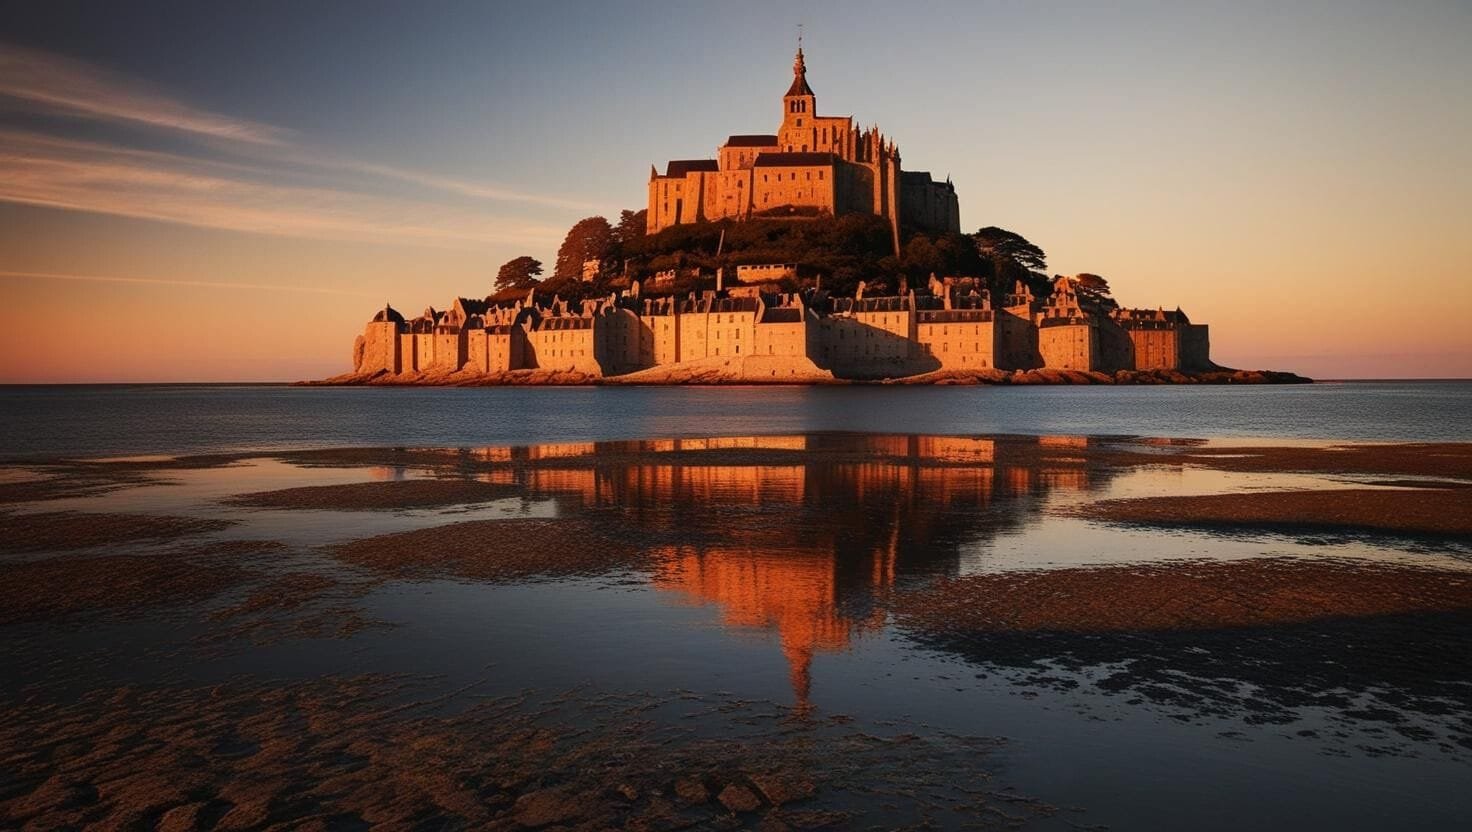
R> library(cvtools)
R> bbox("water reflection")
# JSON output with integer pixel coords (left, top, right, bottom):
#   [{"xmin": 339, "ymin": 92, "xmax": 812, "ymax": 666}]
[
  {"xmin": 9, "ymin": 432, "xmax": 1468, "ymax": 748},
  {"xmin": 327, "ymin": 434, "xmax": 1121, "ymax": 706},
  {"xmin": 336, "ymin": 433, "xmax": 1470, "ymax": 739}
]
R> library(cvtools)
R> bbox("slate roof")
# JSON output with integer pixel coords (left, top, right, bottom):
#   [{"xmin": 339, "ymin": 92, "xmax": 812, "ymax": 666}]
[
  {"xmin": 762, "ymin": 308, "xmax": 803, "ymax": 324},
  {"xmin": 725, "ymin": 134, "xmax": 779, "ymax": 148},
  {"xmin": 664, "ymin": 159, "xmax": 719, "ymax": 177},
  {"xmin": 372, "ymin": 305, "xmax": 405, "ymax": 324}
]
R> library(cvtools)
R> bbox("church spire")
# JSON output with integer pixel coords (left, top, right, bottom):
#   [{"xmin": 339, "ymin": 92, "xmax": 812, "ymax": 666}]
[{"xmin": 786, "ymin": 33, "xmax": 814, "ymax": 98}]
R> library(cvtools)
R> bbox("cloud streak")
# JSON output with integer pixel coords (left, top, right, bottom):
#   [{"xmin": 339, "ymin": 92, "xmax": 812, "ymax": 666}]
[
  {"xmin": 0, "ymin": 43, "xmax": 289, "ymax": 145},
  {"xmin": 0, "ymin": 131, "xmax": 568, "ymax": 248},
  {"xmin": 0, "ymin": 43, "xmax": 614, "ymax": 242},
  {"xmin": 0, "ymin": 269, "xmax": 381, "ymax": 297}
]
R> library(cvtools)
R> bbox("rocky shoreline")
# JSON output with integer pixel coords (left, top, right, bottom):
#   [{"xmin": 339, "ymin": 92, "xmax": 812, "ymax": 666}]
[{"xmin": 304, "ymin": 363, "xmax": 1311, "ymax": 387}]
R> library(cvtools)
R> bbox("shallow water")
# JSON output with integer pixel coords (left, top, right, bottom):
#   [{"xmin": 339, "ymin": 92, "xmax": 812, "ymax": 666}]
[
  {"xmin": 2, "ymin": 381, "xmax": 1471, "ymax": 459},
  {"xmin": 3, "ymin": 433, "xmax": 1470, "ymax": 830}
]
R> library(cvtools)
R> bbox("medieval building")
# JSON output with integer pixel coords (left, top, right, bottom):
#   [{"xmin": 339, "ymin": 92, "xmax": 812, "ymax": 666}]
[
  {"xmin": 646, "ymin": 47, "xmax": 960, "ymax": 247},
  {"xmin": 351, "ymin": 44, "xmax": 1214, "ymax": 383},
  {"xmin": 351, "ymin": 275, "xmax": 1212, "ymax": 381}
]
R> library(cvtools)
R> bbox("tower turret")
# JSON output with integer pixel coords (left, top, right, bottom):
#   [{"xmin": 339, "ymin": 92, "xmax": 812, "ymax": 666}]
[{"xmin": 782, "ymin": 45, "xmax": 815, "ymax": 123}]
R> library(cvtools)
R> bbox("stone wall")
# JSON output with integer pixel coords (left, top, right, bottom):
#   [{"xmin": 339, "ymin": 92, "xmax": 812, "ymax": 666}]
[
  {"xmin": 754, "ymin": 319, "xmax": 808, "ymax": 358},
  {"xmin": 1038, "ymin": 322, "xmax": 1095, "ymax": 371},
  {"xmin": 1127, "ymin": 326, "xmax": 1180, "ymax": 371},
  {"xmin": 526, "ymin": 320, "xmax": 600, "ymax": 374},
  {"xmin": 1182, "ymin": 324, "xmax": 1211, "ymax": 370},
  {"xmin": 354, "ymin": 290, "xmax": 1213, "ymax": 381},
  {"xmin": 916, "ymin": 315, "xmax": 995, "ymax": 370},
  {"xmin": 995, "ymin": 308, "xmax": 1042, "ymax": 370},
  {"xmin": 359, "ymin": 322, "xmax": 400, "ymax": 374},
  {"xmin": 752, "ymin": 164, "xmax": 836, "ymax": 215}
]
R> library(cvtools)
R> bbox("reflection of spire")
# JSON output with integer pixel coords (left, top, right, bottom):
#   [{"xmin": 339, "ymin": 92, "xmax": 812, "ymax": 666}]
[
  {"xmin": 783, "ymin": 641, "xmax": 813, "ymax": 715},
  {"xmin": 652, "ymin": 545, "xmax": 880, "ymax": 711}
]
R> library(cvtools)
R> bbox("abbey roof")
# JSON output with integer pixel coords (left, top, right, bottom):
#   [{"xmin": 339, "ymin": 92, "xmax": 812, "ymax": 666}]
[
  {"xmin": 665, "ymin": 159, "xmax": 719, "ymax": 177},
  {"xmin": 725, "ymin": 134, "xmax": 779, "ymax": 147},
  {"xmin": 372, "ymin": 305, "xmax": 405, "ymax": 324}
]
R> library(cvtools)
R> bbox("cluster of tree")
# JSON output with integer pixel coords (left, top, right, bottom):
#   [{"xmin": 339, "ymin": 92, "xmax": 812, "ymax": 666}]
[
  {"xmin": 1071, "ymin": 273, "xmax": 1118, "ymax": 309},
  {"xmin": 492, "ymin": 209, "xmax": 1116, "ymax": 306}
]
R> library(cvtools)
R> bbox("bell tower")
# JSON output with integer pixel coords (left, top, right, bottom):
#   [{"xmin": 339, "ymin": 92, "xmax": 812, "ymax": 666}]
[{"xmin": 780, "ymin": 39, "xmax": 816, "ymax": 151}]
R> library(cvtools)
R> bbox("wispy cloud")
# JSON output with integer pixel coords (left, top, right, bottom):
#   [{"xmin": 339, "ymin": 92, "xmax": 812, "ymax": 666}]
[
  {"xmin": 0, "ymin": 130, "xmax": 568, "ymax": 248},
  {"xmin": 0, "ymin": 269, "xmax": 380, "ymax": 297},
  {"xmin": 0, "ymin": 43, "xmax": 614, "ymax": 243},
  {"xmin": 342, "ymin": 160, "xmax": 610, "ymax": 214},
  {"xmin": 0, "ymin": 43, "xmax": 289, "ymax": 145}
]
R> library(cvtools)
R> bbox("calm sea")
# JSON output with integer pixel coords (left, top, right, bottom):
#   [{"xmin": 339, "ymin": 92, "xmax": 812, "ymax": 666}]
[{"xmin": 2, "ymin": 381, "xmax": 1470, "ymax": 457}]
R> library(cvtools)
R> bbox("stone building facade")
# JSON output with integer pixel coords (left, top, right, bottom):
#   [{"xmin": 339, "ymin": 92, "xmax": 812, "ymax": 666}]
[
  {"xmin": 646, "ymin": 47, "xmax": 960, "ymax": 247},
  {"xmin": 352, "ymin": 276, "xmax": 1211, "ymax": 380}
]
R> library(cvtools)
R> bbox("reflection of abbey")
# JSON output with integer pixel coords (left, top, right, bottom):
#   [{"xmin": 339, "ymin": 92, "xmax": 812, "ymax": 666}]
[
  {"xmin": 398, "ymin": 433, "xmax": 1111, "ymax": 709},
  {"xmin": 352, "ymin": 273, "xmax": 1210, "ymax": 382},
  {"xmin": 646, "ymin": 47, "xmax": 959, "ymax": 243},
  {"xmin": 348, "ymin": 45, "xmax": 1213, "ymax": 383}
]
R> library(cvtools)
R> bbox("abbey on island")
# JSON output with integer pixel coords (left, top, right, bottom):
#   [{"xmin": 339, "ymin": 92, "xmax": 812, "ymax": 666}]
[
  {"xmin": 646, "ymin": 45, "xmax": 959, "ymax": 248},
  {"xmin": 346, "ymin": 46, "xmax": 1214, "ymax": 384}
]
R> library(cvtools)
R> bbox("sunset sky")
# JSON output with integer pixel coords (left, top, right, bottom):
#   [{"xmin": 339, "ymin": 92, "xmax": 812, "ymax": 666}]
[{"xmin": 1, "ymin": 0, "xmax": 1469, "ymax": 381}]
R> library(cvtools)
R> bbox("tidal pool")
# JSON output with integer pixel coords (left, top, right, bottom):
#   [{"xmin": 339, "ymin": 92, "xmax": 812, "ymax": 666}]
[{"xmin": 2, "ymin": 433, "xmax": 1469, "ymax": 830}]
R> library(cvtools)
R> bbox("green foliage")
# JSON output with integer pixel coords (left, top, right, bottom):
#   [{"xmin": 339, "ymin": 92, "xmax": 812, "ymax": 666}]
[{"xmin": 493, "ymin": 255, "xmax": 543, "ymax": 292}]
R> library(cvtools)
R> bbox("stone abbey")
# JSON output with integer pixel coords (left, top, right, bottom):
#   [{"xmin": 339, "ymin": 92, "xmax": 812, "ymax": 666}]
[
  {"xmin": 647, "ymin": 47, "xmax": 959, "ymax": 244},
  {"xmin": 347, "ymin": 46, "xmax": 1215, "ymax": 384}
]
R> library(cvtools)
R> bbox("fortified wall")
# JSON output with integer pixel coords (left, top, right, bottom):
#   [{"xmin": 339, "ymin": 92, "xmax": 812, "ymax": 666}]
[{"xmin": 351, "ymin": 276, "xmax": 1212, "ymax": 381}]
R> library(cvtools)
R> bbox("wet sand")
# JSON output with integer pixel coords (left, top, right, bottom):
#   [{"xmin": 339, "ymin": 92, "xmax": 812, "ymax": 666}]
[
  {"xmin": 0, "ymin": 675, "xmax": 1049, "ymax": 831},
  {"xmin": 1137, "ymin": 441, "xmax": 1472, "ymax": 480},
  {"xmin": 1081, "ymin": 487, "xmax": 1472, "ymax": 538},
  {"xmin": 330, "ymin": 517, "xmax": 643, "ymax": 583},
  {"xmin": 890, "ymin": 558, "xmax": 1472, "ymax": 635},
  {"xmin": 0, "ymin": 540, "xmax": 282, "ymax": 626},
  {"xmin": 228, "ymin": 479, "xmax": 524, "ymax": 510},
  {"xmin": 3, "ymin": 433, "xmax": 1471, "ymax": 830},
  {"xmin": 0, "ymin": 511, "xmax": 233, "ymax": 554}
]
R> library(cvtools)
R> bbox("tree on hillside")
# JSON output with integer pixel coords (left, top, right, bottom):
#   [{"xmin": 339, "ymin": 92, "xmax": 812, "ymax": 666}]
[
  {"xmin": 494, "ymin": 256, "xmax": 544, "ymax": 292},
  {"xmin": 1073, "ymin": 272, "xmax": 1119, "ymax": 309},
  {"xmin": 901, "ymin": 236, "xmax": 943, "ymax": 278},
  {"xmin": 972, "ymin": 226, "xmax": 1048, "ymax": 298},
  {"xmin": 611, "ymin": 209, "xmax": 647, "ymax": 252},
  {"xmin": 553, "ymin": 216, "xmax": 615, "ymax": 280}
]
